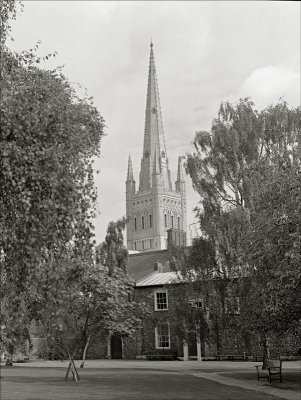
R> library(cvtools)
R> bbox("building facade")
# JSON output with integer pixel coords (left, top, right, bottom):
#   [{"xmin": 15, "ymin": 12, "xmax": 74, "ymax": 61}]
[{"xmin": 126, "ymin": 43, "xmax": 187, "ymax": 252}]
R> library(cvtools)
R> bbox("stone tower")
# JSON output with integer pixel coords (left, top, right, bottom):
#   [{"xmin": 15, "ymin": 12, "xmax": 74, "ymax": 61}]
[{"xmin": 126, "ymin": 43, "xmax": 186, "ymax": 252}]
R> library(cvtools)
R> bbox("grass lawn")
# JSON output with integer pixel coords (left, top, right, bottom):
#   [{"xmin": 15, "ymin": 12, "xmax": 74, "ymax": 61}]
[
  {"xmin": 1, "ymin": 366, "xmax": 285, "ymax": 400},
  {"xmin": 219, "ymin": 370, "xmax": 301, "ymax": 393}
]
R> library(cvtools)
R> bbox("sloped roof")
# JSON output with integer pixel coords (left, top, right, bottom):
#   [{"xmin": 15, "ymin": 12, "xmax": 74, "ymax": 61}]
[
  {"xmin": 127, "ymin": 249, "xmax": 171, "ymax": 282},
  {"xmin": 136, "ymin": 271, "xmax": 181, "ymax": 287}
]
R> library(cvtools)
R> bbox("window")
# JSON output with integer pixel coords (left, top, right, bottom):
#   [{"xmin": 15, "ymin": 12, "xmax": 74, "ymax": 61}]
[
  {"xmin": 154, "ymin": 290, "xmax": 168, "ymax": 311},
  {"xmin": 150, "ymin": 238, "xmax": 152, "ymax": 248},
  {"xmin": 164, "ymin": 214, "xmax": 167, "ymax": 227},
  {"xmin": 134, "ymin": 242, "xmax": 137, "ymax": 250},
  {"xmin": 171, "ymin": 215, "xmax": 174, "ymax": 228},
  {"xmin": 188, "ymin": 298, "xmax": 203, "ymax": 308},
  {"xmin": 142, "ymin": 216, "xmax": 144, "ymax": 229},
  {"xmin": 149, "ymin": 214, "xmax": 152, "ymax": 228},
  {"xmin": 178, "ymin": 217, "xmax": 180, "ymax": 230},
  {"xmin": 155, "ymin": 323, "xmax": 170, "ymax": 349},
  {"xmin": 134, "ymin": 218, "xmax": 137, "ymax": 231}
]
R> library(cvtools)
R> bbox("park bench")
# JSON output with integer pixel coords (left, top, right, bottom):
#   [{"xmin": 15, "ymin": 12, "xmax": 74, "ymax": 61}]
[
  {"xmin": 216, "ymin": 354, "xmax": 245, "ymax": 361},
  {"xmin": 146, "ymin": 350, "xmax": 177, "ymax": 361},
  {"xmin": 255, "ymin": 359, "xmax": 282, "ymax": 383}
]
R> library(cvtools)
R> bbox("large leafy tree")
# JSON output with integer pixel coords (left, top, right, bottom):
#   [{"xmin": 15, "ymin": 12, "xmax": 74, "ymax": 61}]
[
  {"xmin": 0, "ymin": 0, "xmax": 105, "ymax": 361},
  {"xmin": 47, "ymin": 218, "xmax": 146, "ymax": 375},
  {"xmin": 186, "ymin": 98, "xmax": 301, "ymax": 356}
]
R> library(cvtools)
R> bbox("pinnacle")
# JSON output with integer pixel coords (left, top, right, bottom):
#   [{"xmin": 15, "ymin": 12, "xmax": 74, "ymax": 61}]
[{"xmin": 127, "ymin": 154, "xmax": 134, "ymax": 181}]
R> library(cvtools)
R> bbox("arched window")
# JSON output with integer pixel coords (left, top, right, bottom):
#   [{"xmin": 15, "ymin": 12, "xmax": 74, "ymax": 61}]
[
  {"xmin": 142, "ymin": 216, "xmax": 145, "ymax": 229},
  {"xmin": 171, "ymin": 215, "xmax": 174, "ymax": 228},
  {"xmin": 178, "ymin": 216, "xmax": 180, "ymax": 230},
  {"xmin": 134, "ymin": 218, "xmax": 137, "ymax": 231},
  {"xmin": 164, "ymin": 214, "xmax": 167, "ymax": 228},
  {"xmin": 149, "ymin": 214, "xmax": 152, "ymax": 228}
]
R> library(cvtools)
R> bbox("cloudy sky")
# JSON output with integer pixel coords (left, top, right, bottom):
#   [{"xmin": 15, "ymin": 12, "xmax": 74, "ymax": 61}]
[{"xmin": 9, "ymin": 1, "xmax": 300, "ymax": 244}]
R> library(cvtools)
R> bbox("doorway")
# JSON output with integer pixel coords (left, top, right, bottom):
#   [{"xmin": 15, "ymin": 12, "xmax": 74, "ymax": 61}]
[{"xmin": 111, "ymin": 333, "xmax": 122, "ymax": 359}]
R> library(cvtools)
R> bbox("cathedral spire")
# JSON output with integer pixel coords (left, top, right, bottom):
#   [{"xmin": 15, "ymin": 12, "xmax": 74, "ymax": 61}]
[
  {"xmin": 125, "ymin": 43, "xmax": 187, "ymax": 252},
  {"xmin": 139, "ymin": 42, "xmax": 172, "ymax": 192}
]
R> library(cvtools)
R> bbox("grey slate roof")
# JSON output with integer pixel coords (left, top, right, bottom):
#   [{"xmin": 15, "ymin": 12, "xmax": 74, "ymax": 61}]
[
  {"xmin": 127, "ymin": 249, "xmax": 171, "ymax": 282},
  {"xmin": 135, "ymin": 271, "xmax": 180, "ymax": 287}
]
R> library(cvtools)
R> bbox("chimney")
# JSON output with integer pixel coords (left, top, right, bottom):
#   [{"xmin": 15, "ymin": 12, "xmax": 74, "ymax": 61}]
[{"xmin": 154, "ymin": 261, "xmax": 164, "ymax": 272}]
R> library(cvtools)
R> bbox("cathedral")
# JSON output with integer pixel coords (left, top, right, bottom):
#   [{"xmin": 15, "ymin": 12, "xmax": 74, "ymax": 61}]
[{"xmin": 126, "ymin": 43, "xmax": 187, "ymax": 252}]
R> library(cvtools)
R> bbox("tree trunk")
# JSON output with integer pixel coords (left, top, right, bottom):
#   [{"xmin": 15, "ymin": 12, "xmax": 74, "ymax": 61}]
[
  {"xmin": 65, "ymin": 358, "xmax": 80, "ymax": 382},
  {"xmin": 5, "ymin": 357, "xmax": 13, "ymax": 366},
  {"xmin": 262, "ymin": 332, "xmax": 271, "ymax": 368},
  {"xmin": 106, "ymin": 332, "xmax": 112, "ymax": 359},
  {"xmin": 80, "ymin": 334, "xmax": 91, "ymax": 368}
]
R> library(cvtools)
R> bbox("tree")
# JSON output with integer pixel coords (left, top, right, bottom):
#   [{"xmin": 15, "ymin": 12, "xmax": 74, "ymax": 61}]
[
  {"xmin": 240, "ymin": 157, "xmax": 301, "ymax": 358},
  {"xmin": 43, "ymin": 218, "xmax": 147, "ymax": 375},
  {"xmin": 0, "ymin": 0, "xmax": 105, "ymax": 363},
  {"xmin": 96, "ymin": 217, "xmax": 128, "ymax": 276},
  {"xmin": 44, "ymin": 261, "xmax": 142, "ymax": 375},
  {"xmin": 169, "ymin": 237, "xmax": 239, "ymax": 357},
  {"xmin": 186, "ymin": 98, "xmax": 301, "ymax": 358}
]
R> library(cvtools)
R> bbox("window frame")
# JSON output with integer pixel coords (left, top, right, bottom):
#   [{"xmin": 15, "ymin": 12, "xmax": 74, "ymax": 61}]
[
  {"xmin": 154, "ymin": 290, "xmax": 168, "ymax": 311},
  {"xmin": 188, "ymin": 298, "xmax": 203, "ymax": 309},
  {"xmin": 155, "ymin": 322, "xmax": 171, "ymax": 349}
]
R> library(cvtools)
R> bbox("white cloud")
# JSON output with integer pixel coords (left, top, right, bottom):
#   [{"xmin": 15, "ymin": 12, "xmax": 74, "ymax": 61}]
[{"xmin": 234, "ymin": 64, "xmax": 300, "ymax": 109}]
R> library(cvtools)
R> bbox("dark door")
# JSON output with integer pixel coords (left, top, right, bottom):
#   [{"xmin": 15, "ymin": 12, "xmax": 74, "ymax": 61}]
[
  {"xmin": 111, "ymin": 334, "xmax": 122, "ymax": 359},
  {"xmin": 188, "ymin": 332, "xmax": 197, "ymax": 357}
]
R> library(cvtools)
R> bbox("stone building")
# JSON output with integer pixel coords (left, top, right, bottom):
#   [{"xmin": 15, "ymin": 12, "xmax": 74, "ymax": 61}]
[
  {"xmin": 126, "ymin": 42, "xmax": 187, "ymax": 252},
  {"xmin": 125, "ymin": 237, "xmax": 204, "ymax": 361}
]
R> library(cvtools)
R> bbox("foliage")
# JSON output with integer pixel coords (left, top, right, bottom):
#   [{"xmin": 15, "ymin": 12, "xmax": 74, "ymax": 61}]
[
  {"xmin": 44, "ymin": 218, "xmax": 147, "ymax": 362},
  {"xmin": 186, "ymin": 98, "xmax": 301, "ymax": 354},
  {"xmin": 45, "ymin": 263, "xmax": 142, "ymax": 360},
  {"xmin": 0, "ymin": 0, "xmax": 22, "ymax": 44},
  {"xmin": 96, "ymin": 217, "xmax": 128, "ymax": 276},
  {"xmin": 0, "ymin": 0, "xmax": 105, "ymax": 359}
]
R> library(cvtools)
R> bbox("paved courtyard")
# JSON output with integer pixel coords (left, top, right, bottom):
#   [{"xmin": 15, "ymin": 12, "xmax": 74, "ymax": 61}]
[{"xmin": 1, "ymin": 360, "xmax": 300, "ymax": 400}]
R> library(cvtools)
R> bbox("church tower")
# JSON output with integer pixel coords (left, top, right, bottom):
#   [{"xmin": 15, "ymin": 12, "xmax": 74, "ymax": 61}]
[{"xmin": 126, "ymin": 43, "xmax": 187, "ymax": 252}]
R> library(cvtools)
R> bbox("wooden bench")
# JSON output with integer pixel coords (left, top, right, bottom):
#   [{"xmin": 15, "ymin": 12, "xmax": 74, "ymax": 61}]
[
  {"xmin": 255, "ymin": 359, "xmax": 282, "ymax": 383},
  {"xmin": 216, "ymin": 354, "xmax": 245, "ymax": 361},
  {"xmin": 146, "ymin": 351, "xmax": 177, "ymax": 361},
  {"xmin": 146, "ymin": 354, "xmax": 175, "ymax": 360}
]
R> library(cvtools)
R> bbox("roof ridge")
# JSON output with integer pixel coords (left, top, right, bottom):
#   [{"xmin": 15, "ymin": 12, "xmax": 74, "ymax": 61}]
[{"xmin": 129, "ymin": 249, "xmax": 169, "ymax": 258}]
